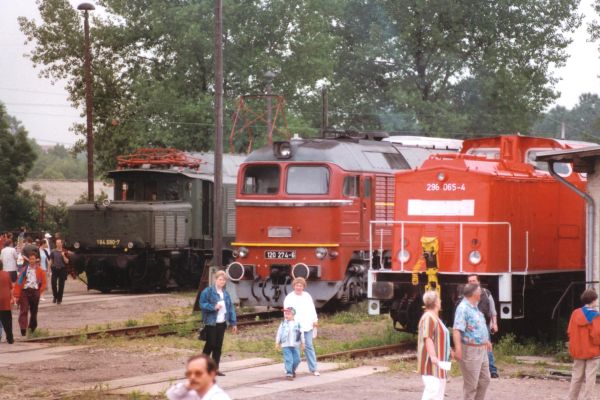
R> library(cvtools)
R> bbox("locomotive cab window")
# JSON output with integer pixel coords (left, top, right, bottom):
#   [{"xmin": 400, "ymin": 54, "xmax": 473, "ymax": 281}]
[
  {"xmin": 286, "ymin": 166, "xmax": 329, "ymax": 194},
  {"xmin": 526, "ymin": 149, "xmax": 572, "ymax": 176},
  {"xmin": 343, "ymin": 176, "xmax": 359, "ymax": 197},
  {"xmin": 242, "ymin": 165, "xmax": 280, "ymax": 194}
]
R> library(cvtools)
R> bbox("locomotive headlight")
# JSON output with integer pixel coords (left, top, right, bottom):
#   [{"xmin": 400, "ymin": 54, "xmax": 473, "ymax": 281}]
[
  {"xmin": 315, "ymin": 247, "xmax": 328, "ymax": 259},
  {"xmin": 468, "ymin": 250, "xmax": 482, "ymax": 265},
  {"xmin": 329, "ymin": 250, "xmax": 339, "ymax": 259},
  {"xmin": 73, "ymin": 241, "xmax": 81, "ymax": 249},
  {"xmin": 437, "ymin": 172, "xmax": 447, "ymax": 182},
  {"xmin": 397, "ymin": 249, "xmax": 410, "ymax": 263},
  {"xmin": 127, "ymin": 242, "xmax": 134, "ymax": 249},
  {"xmin": 273, "ymin": 141, "xmax": 293, "ymax": 159},
  {"xmin": 238, "ymin": 247, "xmax": 249, "ymax": 258}
]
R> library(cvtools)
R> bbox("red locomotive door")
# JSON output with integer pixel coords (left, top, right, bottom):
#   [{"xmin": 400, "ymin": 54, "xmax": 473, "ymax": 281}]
[{"xmin": 360, "ymin": 176, "xmax": 373, "ymax": 242}]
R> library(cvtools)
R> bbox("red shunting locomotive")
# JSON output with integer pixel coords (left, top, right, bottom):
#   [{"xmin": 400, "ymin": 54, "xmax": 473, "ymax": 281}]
[
  {"xmin": 225, "ymin": 133, "xmax": 452, "ymax": 308},
  {"xmin": 368, "ymin": 135, "xmax": 589, "ymax": 334}
]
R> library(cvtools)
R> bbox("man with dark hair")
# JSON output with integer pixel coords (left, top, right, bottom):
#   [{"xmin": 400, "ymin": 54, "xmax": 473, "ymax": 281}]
[
  {"xmin": 566, "ymin": 288, "xmax": 600, "ymax": 400},
  {"xmin": 467, "ymin": 274, "xmax": 499, "ymax": 378},
  {"xmin": 48, "ymin": 239, "xmax": 69, "ymax": 304},
  {"xmin": 22, "ymin": 236, "xmax": 38, "ymax": 259},
  {"xmin": 13, "ymin": 253, "xmax": 47, "ymax": 336},
  {"xmin": 166, "ymin": 354, "xmax": 230, "ymax": 400},
  {"xmin": 453, "ymin": 283, "xmax": 491, "ymax": 400}
]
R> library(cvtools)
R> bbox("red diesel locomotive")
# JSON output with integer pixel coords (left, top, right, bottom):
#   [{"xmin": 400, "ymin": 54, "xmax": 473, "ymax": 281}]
[
  {"xmin": 368, "ymin": 135, "xmax": 590, "ymax": 334},
  {"xmin": 225, "ymin": 133, "xmax": 458, "ymax": 308}
]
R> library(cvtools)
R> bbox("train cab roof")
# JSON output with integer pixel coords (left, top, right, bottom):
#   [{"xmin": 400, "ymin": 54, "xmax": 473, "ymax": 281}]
[
  {"xmin": 108, "ymin": 152, "xmax": 246, "ymax": 184},
  {"xmin": 423, "ymin": 135, "xmax": 595, "ymax": 176},
  {"xmin": 244, "ymin": 137, "xmax": 437, "ymax": 173}
]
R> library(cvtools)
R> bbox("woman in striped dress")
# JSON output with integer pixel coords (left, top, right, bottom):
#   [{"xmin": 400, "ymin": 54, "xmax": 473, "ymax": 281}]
[{"xmin": 417, "ymin": 290, "xmax": 452, "ymax": 400}]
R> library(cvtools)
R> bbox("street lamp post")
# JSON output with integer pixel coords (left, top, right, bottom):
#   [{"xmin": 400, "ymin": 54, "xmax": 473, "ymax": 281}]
[{"xmin": 78, "ymin": 2, "xmax": 95, "ymax": 202}]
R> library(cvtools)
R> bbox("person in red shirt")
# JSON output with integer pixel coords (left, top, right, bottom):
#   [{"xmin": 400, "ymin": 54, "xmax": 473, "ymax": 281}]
[
  {"xmin": 0, "ymin": 261, "xmax": 15, "ymax": 343},
  {"xmin": 13, "ymin": 253, "xmax": 47, "ymax": 336},
  {"xmin": 566, "ymin": 289, "xmax": 600, "ymax": 400}
]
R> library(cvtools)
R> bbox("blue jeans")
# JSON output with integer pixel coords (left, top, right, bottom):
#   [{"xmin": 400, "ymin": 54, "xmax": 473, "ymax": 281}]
[
  {"xmin": 304, "ymin": 330, "xmax": 318, "ymax": 372},
  {"xmin": 488, "ymin": 350, "xmax": 497, "ymax": 374},
  {"xmin": 282, "ymin": 346, "xmax": 300, "ymax": 375}
]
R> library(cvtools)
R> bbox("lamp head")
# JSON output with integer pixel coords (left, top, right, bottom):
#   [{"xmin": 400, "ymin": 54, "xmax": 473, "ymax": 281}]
[{"xmin": 77, "ymin": 2, "xmax": 95, "ymax": 11}]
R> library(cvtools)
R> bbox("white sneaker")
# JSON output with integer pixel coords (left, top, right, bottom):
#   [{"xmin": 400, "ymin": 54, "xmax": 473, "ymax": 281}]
[
  {"xmin": 313, "ymin": 371, "xmax": 320, "ymax": 376},
  {"xmin": 40, "ymin": 297, "xmax": 46, "ymax": 302}
]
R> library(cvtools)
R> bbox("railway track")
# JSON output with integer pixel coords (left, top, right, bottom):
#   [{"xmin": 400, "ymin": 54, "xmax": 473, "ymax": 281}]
[
  {"xmin": 24, "ymin": 310, "xmax": 283, "ymax": 343},
  {"xmin": 317, "ymin": 342, "xmax": 415, "ymax": 361}
]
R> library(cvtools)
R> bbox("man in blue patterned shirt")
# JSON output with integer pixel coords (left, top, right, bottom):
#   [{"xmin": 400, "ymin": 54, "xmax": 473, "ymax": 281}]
[{"xmin": 453, "ymin": 283, "xmax": 491, "ymax": 400}]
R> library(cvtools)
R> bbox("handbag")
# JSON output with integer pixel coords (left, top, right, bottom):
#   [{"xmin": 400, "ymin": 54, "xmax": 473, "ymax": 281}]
[{"xmin": 198, "ymin": 324, "xmax": 207, "ymax": 341}]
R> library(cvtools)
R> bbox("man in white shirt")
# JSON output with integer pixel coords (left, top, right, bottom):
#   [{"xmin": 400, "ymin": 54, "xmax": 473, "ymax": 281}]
[
  {"xmin": 283, "ymin": 277, "xmax": 320, "ymax": 376},
  {"xmin": 166, "ymin": 354, "xmax": 231, "ymax": 400},
  {"xmin": 0, "ymin": 240, "xmax": 18, "ymax": 283}
]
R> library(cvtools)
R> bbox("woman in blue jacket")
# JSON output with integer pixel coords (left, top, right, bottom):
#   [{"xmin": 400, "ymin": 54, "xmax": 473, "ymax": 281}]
[{"xmin": 200, "ymin": 270, "xmax": 237, "ymax": 375}]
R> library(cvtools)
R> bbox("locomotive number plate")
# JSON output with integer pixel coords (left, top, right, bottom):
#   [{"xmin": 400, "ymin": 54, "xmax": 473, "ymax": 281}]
[
  {"xmin": 264, "ymin": 250, "xmax": 296, "ymax": 259},
  {"xmin": 96, "ymin": 239, "xmax": 121, "ymax": 246}
]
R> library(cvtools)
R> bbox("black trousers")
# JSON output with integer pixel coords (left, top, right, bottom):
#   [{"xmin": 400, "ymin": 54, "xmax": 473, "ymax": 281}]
[
  {"xmin": 0, "ymin": 310, "xmax": 13, "ymax": 343},
  {"xmin": 51, "ymin": 267, "xmax": 67, "ymax": 302},
  {"xmin": 202, "ymin": 322, "xmax": 227, "ymax": 367},
  {"xmin": 8, "ymin": 271, "xmax": 17, "ymax": 283}
]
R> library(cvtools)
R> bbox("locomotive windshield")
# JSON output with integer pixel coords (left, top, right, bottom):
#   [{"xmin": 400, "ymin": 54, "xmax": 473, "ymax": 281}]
[
  {"xmin": 286, "ymin": 166, "xmax": 329, "ymax": 194},
  {"xmin": 242, "ymin": 165, "xmax": 280, "ymax": 194},
  {"xmin": 526, "ymin": 149, "xmax": 571, "ymax": 176},
  {"xmin": 112, "ymin": 172, "xmax": 185, "ymax": 201}
]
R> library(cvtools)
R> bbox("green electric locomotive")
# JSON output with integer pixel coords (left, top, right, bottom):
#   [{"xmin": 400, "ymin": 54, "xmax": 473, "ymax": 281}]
[{"xmin": 67, "ymin": 148, "xmax": 245, "ymax": 292}]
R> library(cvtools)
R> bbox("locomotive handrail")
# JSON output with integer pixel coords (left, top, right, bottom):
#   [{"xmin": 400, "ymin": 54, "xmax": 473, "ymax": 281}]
[{"xmin": 368, "ymin": 220, "xmax": 512, "ymax": 273}]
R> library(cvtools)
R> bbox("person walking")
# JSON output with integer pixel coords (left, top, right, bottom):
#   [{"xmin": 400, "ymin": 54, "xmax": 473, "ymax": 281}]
[
  {"xmin": 467, "ymin": 274, "xmax": 499, "ymax": 378},
  {"xmin": 0, "ymin": 240, "xmax": 18, "ymax": 283},
  {"xmin": 39, "ymin": 240, "xmax": 51, "ymax": 301},
  {"xmin": 275, "ymin": 307, "xmax": 305, "ymax": 380},
  {"xmin": 283, "ymin": 277, "xmax": 320, "ymax": 376},
  {"xmin": 48, "ymin": 239, "xmax": 69, "ymax": 304},
  {"xmin": 566, "ymin": 288, "xmax": 600, "ymax": 400},
  {"xmin": 199, "ymin": 271, "xmax": 237, "ymax": 375},
  {"xmin": 418, "ymin": 290, "xmax": 451, "ymax": 400},
  {"xmin": 166, "ymin": 354, "xmax": 231, "ymax": 400},
  {"xmin": 0, "ymin": 262, "xmax": 15, "ymax": 344},
  {"xmin": 13, "ymin": 253, "xmax": 47, "ymax": 336},
  {"xmin": 453, "ymin": 283, "xmax": 491, "ymax": 400}
]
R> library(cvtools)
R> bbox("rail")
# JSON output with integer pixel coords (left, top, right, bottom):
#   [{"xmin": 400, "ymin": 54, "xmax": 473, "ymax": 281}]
[
  {"xmin": 24, "ymin": 310, "xmax": 283, "ymax": 343},
  {"xmin": 369, "ymin": 220, "xmax": 512, "ymax": 272}
]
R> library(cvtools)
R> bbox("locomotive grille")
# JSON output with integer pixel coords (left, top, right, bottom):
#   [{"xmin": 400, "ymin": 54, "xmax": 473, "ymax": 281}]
[
  {"xmin": 154, "ymin": 214, "xmax": 187, "ymax": 247},
  {"xmin": 225, "ymin": 186, "xmax": 236, "ymax": 236}
]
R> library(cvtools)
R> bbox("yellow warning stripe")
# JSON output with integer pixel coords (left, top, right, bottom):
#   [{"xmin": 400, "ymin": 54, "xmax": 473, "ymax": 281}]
[
  {"xmin": 231, "ymin": 242, "xmax": 339, "ymax": 248},
  {"xmin": 375, "ymin": 202, "xmax": 395, "ymax": 206}
]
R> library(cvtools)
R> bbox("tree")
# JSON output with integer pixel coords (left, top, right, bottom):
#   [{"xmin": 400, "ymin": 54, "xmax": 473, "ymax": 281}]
[
  {"xmin": 19, "ymin": 0, "xmax": 582, "ymax": 163},
  {"xmin": 329, "ymin": 0, "xmax": 581, "ymax": 135},
  {"xmin": 532, "ymin": 93, "xmax": 600, "ymax": 141},
  {"xmin": 0, "ymin": 102, "xmax": 37, "ymax": 230},
  {"xmin": 19, "ymin": 0, "xmax": 340, "ymax": 171}
]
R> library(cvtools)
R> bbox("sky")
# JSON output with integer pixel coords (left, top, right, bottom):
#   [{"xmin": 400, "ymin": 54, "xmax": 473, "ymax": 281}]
[{"xmin": 1, "ymin": 1, "xmax": 600, "ymax": 147}]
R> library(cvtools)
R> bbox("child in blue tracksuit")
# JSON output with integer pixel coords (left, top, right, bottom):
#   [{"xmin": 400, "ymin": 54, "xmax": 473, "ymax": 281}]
[{"xmin": 275, "ymin": 307, "xmax": 305, "ymax": 379}]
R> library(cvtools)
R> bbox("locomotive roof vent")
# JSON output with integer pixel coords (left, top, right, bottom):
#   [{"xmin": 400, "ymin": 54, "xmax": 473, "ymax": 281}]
[{"xmin": 323, "ymin": 129, "xmax": 389, "ymax": 142}]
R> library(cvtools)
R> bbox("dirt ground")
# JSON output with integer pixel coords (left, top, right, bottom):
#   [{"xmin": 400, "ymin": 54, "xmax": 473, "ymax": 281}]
[
  {"xmin": 256, "ymin": 370, "xmax": 573, "ymax": 400},
  {"xmin": 12, "ymin": 279, "xmax": 197, "ymax": 334},
  {"xmin": 0, "ymin": 280, "xmax": 583, "ymax": 399}
]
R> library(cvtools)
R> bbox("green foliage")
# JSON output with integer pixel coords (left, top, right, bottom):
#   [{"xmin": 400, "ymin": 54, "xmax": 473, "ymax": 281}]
[
  {"xmin": 531, "ymin": 93, "xmax": 600, "ymax": 142},
  {"xmin": 18, "ymin": 0, "xmax": 582, "ymax": 170},
  {"xmin": 28, "ymin": 142, "xmax": 89, "ymax": 180}
]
